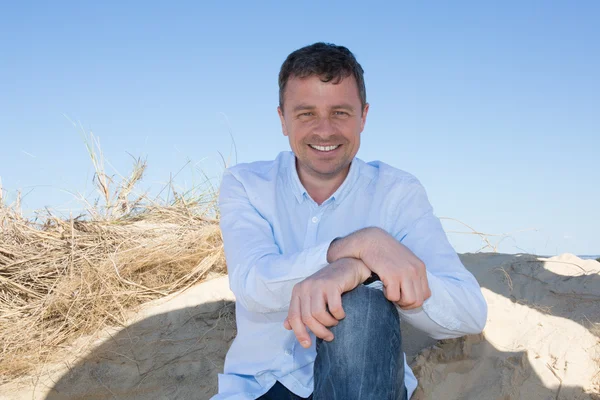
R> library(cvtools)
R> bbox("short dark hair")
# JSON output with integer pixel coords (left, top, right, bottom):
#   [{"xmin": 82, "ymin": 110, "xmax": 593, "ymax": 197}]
[{"xmin": 278, "ymin": 42, "xmax": 367, "ymax": 112}]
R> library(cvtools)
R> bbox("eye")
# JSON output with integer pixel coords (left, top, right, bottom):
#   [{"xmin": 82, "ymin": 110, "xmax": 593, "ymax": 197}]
[
  {"xmin": 298, "ymin": 112, "xmax": 314, "ymax": 117},
  {"xmin": 334, "ymin": 111, "xmax": 349, "ymax": 116}
]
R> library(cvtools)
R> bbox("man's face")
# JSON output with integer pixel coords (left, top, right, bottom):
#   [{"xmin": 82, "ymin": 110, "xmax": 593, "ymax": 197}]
[{"xmin": 278, "ymin": 75, "xmax": 369, "ymax": 182}]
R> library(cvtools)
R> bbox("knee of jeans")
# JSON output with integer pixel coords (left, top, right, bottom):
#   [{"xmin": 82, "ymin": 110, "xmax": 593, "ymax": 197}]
[{"xmin": 331, "ymin": 285, "xmax": 400, "ymax": 336}]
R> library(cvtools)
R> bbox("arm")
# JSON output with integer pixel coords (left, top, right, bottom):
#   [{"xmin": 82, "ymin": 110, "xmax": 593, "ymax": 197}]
[
  {"xmin": 328, "ymin": 184, "xmax": 487, "ymax": 340},
  {"xmin": 219, "ymin": 170, "xmax": 334, "ymax": 313},
  {"xmin": 395, "ymin": 214, "xmax": 487, "ymax": 339}
]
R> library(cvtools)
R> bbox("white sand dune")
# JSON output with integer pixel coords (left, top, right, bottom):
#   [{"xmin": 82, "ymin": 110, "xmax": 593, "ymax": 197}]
[
  {"xmin": 412, "ymin": 253, "xmax": 600, "ymax": 399},
  {"xmin": 1, "ymin": 254, "xmax": 599, "ymax": 399}
]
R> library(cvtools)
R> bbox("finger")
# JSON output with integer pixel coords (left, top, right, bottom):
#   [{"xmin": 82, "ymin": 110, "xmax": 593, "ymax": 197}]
[
  {"xmin": 286, "ymin": 294, "xmax": 300, "ymax": 329},
  {"xmin": 383, "ymin": 280, "xmax": 401, "ymax": 303},
  {"xmin": 421, "ymin": 274, "xmax": 432, "ymax": 301},
  {"xmin": 301, "ymin": 295, "xmax": 333, "ymax": 343},
  {"xmin": 422, "ymin": 273, "xmax": 431, "ymax": 299},
  {"xmin": 288, "ymin": 295, "xmax": 311, "ymax": 347},
  {"xmin": 398, "ymin": 277, "xmax": 418, "ymax": 309},
  {"xmin": 326, "ymin": 290, "xmax": 345, "ymax": 320},
  {"xmin": 412, "ymin": 279, "xmax": 424, "ymax": 308},
  {"xmin": 312, "ymin": 292, "xmax": 338, "ymax": 327}
]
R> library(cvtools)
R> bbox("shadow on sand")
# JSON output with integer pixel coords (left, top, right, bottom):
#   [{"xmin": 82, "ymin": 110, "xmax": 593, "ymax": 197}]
[
  {"xmin": 44, "ymin": 255, "xmax": 599, "ymax": 399},
  {"xmin": 469, "ymin": 253, "xmax": 600, "ymax": 339},
  {"xmin": 45, "ymin": 299, "xmax": 235, "ymax": 400}
]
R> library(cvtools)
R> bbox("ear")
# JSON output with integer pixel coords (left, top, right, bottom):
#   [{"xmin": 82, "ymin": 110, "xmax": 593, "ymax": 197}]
[
  {"xmin": 360, "ymin": 103, "xmax": 370, "ymax": 131},
  {"xmin": 277, "ymin": 106, "xmax": 289, "ymax": 136}
]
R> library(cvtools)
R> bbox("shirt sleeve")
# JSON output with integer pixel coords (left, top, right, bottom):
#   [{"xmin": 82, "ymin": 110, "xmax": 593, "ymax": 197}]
[
  {"xmin": 219, "ymin": 170, "xmax": 332, "ymax": 314},
  {"xmin": 372, "ymin": 182, "xmax": 488, "ymax": 339}
]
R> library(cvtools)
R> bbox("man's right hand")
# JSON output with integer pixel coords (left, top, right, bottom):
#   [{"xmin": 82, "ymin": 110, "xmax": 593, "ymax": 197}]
[{"xmin": 283, "ymin": 257, "xmax": 371, "ymax": 348}]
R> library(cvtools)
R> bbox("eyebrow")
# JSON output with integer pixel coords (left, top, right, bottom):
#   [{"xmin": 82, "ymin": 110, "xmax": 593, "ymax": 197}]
[
  {"xmin": 292, "ymin": 104, "xmax": 315, "ymax": 113},
  {"xmin": 331, "ymin": 103, "xmax": 356, "ymax": 112},
  {"xmin": 292, "ymin": 103, "xmax": 356, "ymax": 113}
]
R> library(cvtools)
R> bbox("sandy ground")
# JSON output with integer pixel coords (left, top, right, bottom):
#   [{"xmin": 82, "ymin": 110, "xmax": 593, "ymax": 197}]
[{"xmin": 1, "ymin": 253, "xmax": 599, "ymax": 399}]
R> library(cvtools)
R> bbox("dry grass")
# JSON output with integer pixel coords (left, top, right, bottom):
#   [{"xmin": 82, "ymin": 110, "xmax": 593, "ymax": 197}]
[
  {"xmin": 439, "ymin": 217, "xmax": 537, "ymax": 253},
  {"xmin": 0, "ymin": 134, "xmax": 227, "ymax": 383}
]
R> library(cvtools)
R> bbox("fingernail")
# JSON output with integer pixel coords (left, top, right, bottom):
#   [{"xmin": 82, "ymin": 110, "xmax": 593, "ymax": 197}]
[{"xmin": 301, "ymin": 340, "xmax": 310, "ymax": 347}]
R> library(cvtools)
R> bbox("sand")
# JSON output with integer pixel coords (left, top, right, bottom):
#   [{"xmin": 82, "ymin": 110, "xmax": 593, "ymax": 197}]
[{"xmin": 1, "ymin": 253, "xmax": 598, "ymax": 399}]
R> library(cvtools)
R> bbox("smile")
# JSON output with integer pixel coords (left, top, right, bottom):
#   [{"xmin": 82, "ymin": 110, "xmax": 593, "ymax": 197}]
[{"xmin": 309, "ymin": 144, "xmax": 340, "ymax": 152}]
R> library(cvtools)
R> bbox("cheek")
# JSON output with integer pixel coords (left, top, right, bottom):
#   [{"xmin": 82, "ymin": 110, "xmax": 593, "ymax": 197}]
[
  {"xmin": 335, "ymin": 120, "xmax": 359, "ymax": 137},
  {"xmin": 289, "ymin": 122, "xmax": 311, "ymax": 140}
]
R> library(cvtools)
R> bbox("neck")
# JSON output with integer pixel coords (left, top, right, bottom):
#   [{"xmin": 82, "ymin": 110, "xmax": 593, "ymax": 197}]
[{"xmin": 297, "ymin": 160, "xmax": 350, "ymax": 205}]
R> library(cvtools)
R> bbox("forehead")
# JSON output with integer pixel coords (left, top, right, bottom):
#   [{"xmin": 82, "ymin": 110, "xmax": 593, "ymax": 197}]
[{"xmin": 283, "ymin": 75, "xmax": 361, "ymax": 108}]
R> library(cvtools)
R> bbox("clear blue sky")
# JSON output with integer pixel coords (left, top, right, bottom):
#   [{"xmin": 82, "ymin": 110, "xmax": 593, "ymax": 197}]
[{"xmin": 1, "ymin": 1, "xmax": 598, "ymax": 255}]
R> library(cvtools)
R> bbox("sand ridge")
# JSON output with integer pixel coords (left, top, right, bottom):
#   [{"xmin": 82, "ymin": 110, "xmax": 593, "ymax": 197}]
[{"xmin": 411, "ymin": 253, "xmax": 600, "ymax": 399}]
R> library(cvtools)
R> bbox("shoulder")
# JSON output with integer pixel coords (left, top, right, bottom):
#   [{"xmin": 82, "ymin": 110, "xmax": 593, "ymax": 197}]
[
  {"xmin": 220, "ymin": 152, "xmax": 292, "ymax": 203},
  {"xmin": 359, "ymin": 160, "xmax": 434, "ymax": 232},
  {"xmin": 358, "ymin": 159, "xmax": 432, "ymax": 214},
  {"xmin": 359, "ymin": 159, "xmax": 424, "ymax": 192},
  {"xmin": 224, "ymin": 151, "xmax": 290, "ymax": 184}
]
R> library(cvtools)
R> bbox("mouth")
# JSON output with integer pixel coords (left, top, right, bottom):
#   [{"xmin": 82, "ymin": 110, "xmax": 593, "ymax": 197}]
[{"xmin": 308, "ymin": 144, "xmax": 341, "ymax": 153}]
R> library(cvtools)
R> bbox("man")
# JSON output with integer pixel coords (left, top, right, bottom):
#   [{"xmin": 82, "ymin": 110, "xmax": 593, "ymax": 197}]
[{"xmin": 213, "ymin": 43, "xmax": 487, "ymax": 400}]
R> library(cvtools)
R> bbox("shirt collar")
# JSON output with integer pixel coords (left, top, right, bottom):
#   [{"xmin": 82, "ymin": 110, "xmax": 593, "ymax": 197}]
[{"xmin": 286, "ymin": 151, "xmax": 362, "ymax": 206}]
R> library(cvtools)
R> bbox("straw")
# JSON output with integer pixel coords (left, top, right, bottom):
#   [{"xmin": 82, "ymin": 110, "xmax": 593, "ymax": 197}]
[{"xmin": 0, "ymin": 134, "xmax": 227, "ymax": 382}]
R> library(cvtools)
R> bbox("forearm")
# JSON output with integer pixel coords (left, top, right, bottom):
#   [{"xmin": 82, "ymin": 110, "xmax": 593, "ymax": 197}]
[
  {"xmin": 225, "ymin": 237, "xmax": 334, "ymax": 314},
  {"xmin": 395, "ymin": 210, "xmax": 488, "ymax": 338},
  {"xmin": 327, "ymin": 227, "xmax": 380, "ymax": 264},
  {"xmin": 329, "ymin": 256, "xmax": 373, "ymax": 284}
]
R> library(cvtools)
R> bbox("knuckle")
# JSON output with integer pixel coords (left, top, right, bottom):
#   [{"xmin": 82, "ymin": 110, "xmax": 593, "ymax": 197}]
[
  {"xmin": 315, "ymin": 310, "xmax": 329, "ymax": 320},
  {"xmin": 407, "ymin": 265, "xmax": 420, "ymax": 276},
  {"xmin": 387, "ymin": 292, "xmax": 401, "ymax": 302},
  {"xmin": 288, "ymin": 314, "xmax": 301, "ymax": 322},
  {"xmin": 328, "ymin": 305, "xmax": 342, "ymax": 315},
  {"xmin": 401, "ymin": 300, "xmax": 415, "ymax": 308},
  {"xmin": 300, "ymin": 283, "xmax": 311, "ymax": 292},
  {"xmin": 401, "ymin": 294, "xmax": 414, "ymax": 304}
]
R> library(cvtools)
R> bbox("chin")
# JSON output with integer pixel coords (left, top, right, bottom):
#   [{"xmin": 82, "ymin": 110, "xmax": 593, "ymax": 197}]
[{"xmin": 313, "ymin": 163, "xmax": 348, "ymax": 177}]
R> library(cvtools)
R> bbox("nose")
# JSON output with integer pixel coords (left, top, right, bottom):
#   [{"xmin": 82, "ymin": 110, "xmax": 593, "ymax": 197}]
[{"xmin": 313, "ymin": 116, "xmax": 336, "ymax": 138}]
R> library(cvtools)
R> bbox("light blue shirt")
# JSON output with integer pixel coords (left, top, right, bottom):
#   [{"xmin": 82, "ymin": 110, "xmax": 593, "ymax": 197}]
[{"xmin": 213, "ymin": 151, "xmax": 487, "ymax": 400}]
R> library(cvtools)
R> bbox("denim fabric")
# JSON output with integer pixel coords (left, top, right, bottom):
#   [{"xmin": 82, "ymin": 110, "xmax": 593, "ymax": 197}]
[{"xmin": 259, "ymin": 285, "xmax": 407, "ymax": 400}]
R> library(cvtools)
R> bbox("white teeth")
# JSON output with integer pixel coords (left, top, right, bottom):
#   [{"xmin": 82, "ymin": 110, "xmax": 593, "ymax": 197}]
[{"xmin": 309, "ymin": 145, "xmax": 340, "ymax": 152}]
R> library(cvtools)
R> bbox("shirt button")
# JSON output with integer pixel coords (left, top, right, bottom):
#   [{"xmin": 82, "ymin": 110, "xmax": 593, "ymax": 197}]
[
  {"xmin": 285, "ymin": 349, "xmax": 292, "ymax": 355},
  {"xmin": 311, "ymin": 216, "xmax": 318, "ymax": 223}
]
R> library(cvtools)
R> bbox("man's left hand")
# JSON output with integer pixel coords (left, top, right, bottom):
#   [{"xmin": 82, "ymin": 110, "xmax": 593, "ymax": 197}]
[
  {"xmin": 327, "ymin": 227, "xmax": 432, "ymax": 309},
  {"xmin": 360, "ymin": 228, "xmax": 431, "ymax": 309}
]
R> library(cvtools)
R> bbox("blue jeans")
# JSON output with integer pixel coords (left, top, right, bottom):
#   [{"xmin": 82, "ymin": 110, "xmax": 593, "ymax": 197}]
[{"xmin": 259, "ymin": 285, "xmax": 407, "ymax": 400}]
